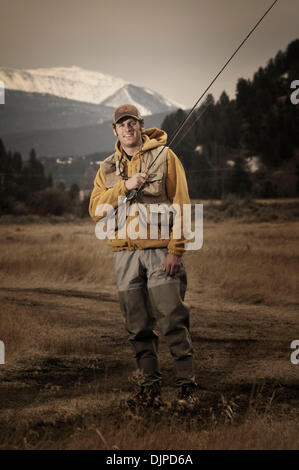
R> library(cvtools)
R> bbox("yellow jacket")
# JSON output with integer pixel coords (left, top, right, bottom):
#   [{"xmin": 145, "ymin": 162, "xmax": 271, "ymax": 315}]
[{"xmin": 89, "ymin": 128, "xmax": 191, "ymax": 256}]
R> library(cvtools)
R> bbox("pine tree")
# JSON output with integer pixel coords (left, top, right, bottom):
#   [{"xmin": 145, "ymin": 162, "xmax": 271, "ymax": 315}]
[
  {"xmin": 22, "ymin": 148, "xmax": 48, "ymax": 194},
  {"xmin": 69, "ymin": 183, "xmax": 80, "ymax": 200},
  {"xmin": 230, "ymin": 156, "xmax": 252, "ymax": 195}
]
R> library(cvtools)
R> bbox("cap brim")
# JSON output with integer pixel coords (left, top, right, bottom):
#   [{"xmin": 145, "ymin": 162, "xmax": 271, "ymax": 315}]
[{"xmin": 114, "ymin": 113, "xmax": 142, "ymax": 124}]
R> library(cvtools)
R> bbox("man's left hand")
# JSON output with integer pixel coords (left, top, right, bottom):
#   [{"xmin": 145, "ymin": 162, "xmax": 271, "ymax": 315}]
[{"xmin": 164, "ymin": 253, "xmax": 182, "ymax": 277}]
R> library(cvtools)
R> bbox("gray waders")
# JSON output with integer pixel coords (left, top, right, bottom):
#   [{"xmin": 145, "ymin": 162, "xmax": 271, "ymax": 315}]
[{"xmin": 113, "ymin": 248, "xmax": 196, "ymax": 387}]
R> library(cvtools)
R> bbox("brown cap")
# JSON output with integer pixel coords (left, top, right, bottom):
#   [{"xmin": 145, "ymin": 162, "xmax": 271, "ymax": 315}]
[{"xmin": 113, "ymin": 104, "xmax": 143, "ymax": 124}]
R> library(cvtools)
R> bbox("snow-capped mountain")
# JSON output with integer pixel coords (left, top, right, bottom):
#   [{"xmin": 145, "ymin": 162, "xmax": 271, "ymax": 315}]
[
  {"xmin": 0, "ymin": 66, "xmax": 126, "ymax": 105},
  {"xmin": 0, "ymin": 66, "xmax": 184, "ymax": 114},
  {"xmin": 101, "ymin": 84, "xmax": 183, "ymax": 116},
  {"xmin": 0, "ymin": 66, "xmax": 185, "ymax": 157}
]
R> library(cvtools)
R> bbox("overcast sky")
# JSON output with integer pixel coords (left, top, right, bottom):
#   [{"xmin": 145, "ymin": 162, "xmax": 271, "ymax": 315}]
[{"xmin": 0, "ymin": 0, "xmax": 298, "ymax": 108}]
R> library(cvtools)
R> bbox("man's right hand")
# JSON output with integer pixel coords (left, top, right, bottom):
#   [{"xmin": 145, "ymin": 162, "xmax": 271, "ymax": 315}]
[{"xmin": 125, "ymin": 173, "xmax": 148, "ymax": 191}]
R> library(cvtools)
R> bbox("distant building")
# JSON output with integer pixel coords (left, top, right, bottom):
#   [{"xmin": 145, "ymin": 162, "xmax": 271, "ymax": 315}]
[
  {"xmin": 246, "ymin": 156, "xmax": 260, "ymax": 173},
  {"xmin": 56, "ymin": 157, "xmax": 73, "ymax": 165},
  {"xmin": 79, "ymin": 189, "xmax": 91, "ymax": 202}
]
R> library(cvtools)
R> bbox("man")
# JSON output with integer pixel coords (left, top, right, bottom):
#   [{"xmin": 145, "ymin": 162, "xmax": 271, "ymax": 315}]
[{"xmin": 89, "ymin": 104, "xmax": 198, "ymax": 410}]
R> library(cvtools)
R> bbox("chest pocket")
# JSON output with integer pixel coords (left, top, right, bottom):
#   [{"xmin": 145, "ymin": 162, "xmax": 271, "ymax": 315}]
[
  {"xmin": 104, "ymin": 168, "xmax": 123, "ymax": 189},
  {"xmin": 141, "ymin": 172, "xmax": 163, "ymax": 196}
]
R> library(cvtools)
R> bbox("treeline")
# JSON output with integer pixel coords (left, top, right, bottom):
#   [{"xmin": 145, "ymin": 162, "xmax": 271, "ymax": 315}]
[
  {"xmin": 0, "ymin": 140, "xmax": 89, "ymax": 216},
  {"xmin": 162, "ymin": 39, "xmax": 299, "ymax": 199}
]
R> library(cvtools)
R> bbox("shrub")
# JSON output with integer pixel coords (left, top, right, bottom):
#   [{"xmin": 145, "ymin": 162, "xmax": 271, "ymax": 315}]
[{"xmin": 28, "ymin": 188, "xmax": 73, "ymax": 216}]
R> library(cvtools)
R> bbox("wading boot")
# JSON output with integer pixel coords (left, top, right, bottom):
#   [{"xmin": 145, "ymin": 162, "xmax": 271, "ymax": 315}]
[
  {"xmin": 125, "ymin": 382, "xmax": 163, "ymax": 409},
  {"xmin": 175, "ymin": 383, "xmax": 200, "ymax": 412}
]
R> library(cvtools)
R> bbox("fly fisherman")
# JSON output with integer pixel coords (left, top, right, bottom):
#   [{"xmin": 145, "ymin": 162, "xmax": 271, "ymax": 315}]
[{"xmin": 89, "ymin": 104, "xmax": 198, "ymax": 410}]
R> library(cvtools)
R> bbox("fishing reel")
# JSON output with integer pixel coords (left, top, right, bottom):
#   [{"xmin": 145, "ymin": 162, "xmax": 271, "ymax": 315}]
[
  {"xmin": 126, "ymin": 189, "xmax": 138, "ymax": 201},
  {"xmin": 125, "ymin": 172, "xmax": 156, "ymax": 202}
]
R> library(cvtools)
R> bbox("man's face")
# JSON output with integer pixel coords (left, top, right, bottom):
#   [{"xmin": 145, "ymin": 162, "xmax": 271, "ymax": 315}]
[{"xmin": 113, "ymin": 117, "xmax": 144, "ymax": 150}]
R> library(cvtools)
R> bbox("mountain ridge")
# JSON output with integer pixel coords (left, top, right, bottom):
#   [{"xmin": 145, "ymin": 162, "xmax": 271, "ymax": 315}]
[
  {"xmin": 0, "ymin": 66, "xmax": 185, "ymax": 155},
  {"xmin": 1, "ymin": 109, "xmax": 172, "ymax": 158},
  {"xmin": 0, "ymin": 65, "xmax": 184, "ymax": 111}
]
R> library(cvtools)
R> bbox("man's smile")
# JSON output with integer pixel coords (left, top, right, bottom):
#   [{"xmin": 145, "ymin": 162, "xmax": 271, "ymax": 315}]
[{"xmin": 113, "ymin": 116, "xmax": 144, "ymax": 152}]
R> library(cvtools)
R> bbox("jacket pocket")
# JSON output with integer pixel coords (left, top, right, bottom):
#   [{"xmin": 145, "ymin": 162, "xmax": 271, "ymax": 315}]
[
  {"xmin": 142, "ymin": 172, "xmax": 163, "ymax": 196},
  {"xmin": 105, "ymin": 172, "xmax": 123, "ymax": 189}
]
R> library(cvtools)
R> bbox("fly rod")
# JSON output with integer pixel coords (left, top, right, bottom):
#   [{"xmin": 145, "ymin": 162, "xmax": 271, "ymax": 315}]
[{"xmin": 126, "ymin": 0, "xmax": 278, "ymax": 202}]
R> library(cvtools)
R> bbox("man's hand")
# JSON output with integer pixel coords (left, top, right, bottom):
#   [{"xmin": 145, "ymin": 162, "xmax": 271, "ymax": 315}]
[
  {"xmin": 164, "ymin": 253, "xmax": 182, "ymax": 277},
  {"xmin": 125, "ymin": 173, "xmax": 148, "ymax": 191}
]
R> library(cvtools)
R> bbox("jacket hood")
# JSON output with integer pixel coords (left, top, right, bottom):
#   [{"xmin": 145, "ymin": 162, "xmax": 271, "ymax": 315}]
[{"xmin": 115, "ymin": 127, "xmax": 167, "ymax": 156}]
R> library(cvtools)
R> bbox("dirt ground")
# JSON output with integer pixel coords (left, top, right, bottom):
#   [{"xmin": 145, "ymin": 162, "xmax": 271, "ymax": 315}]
[
  {"xmin": 0, "ymin": 213, "xmax": 299, "ymax": 449},
  {"xmin": 0, "ymin": 285, "xmax": 298, "ymax": 449}
]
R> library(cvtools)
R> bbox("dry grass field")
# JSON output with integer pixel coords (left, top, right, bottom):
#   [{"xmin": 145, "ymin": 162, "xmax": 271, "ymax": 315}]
[{"xmin": 0, "ymin": 200, "xmax": 299, "ymax": 450}]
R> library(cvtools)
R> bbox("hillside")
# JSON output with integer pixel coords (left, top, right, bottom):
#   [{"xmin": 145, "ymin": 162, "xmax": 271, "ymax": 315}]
[{"xmin": 161, "ymin": 39, "xmax": 299, "ymax": 199}]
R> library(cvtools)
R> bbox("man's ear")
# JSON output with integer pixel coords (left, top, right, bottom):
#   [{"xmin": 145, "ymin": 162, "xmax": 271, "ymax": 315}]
[{"xmin": 140, "ymin": 120, "xmax": 145, "ymax": 131}]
